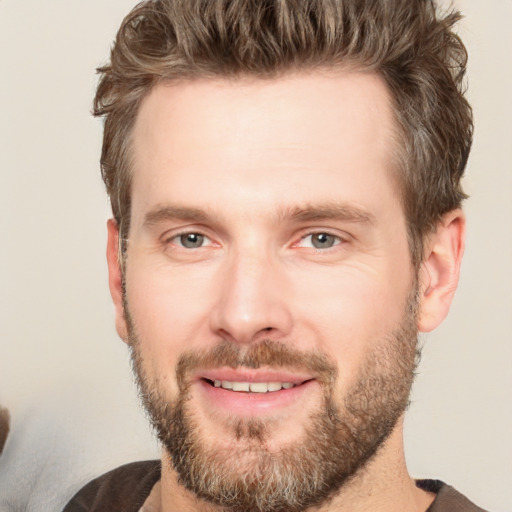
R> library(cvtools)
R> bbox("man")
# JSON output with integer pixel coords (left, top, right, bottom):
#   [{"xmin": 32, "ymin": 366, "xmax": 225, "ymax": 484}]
[{"xmin": 64, "ymin": 0, "xmax": 486, "ymax": 511}]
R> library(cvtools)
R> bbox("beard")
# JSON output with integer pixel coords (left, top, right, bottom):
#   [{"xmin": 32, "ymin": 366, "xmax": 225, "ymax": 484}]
[{"xmin": 127, "ymin": 289, "xmax": 420, "ymax": 512}]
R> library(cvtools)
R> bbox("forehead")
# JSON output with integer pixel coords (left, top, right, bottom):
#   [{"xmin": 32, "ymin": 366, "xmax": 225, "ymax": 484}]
[{"xmin": 130, "ymin": 71, "xmax": 399, "ymax": 223}]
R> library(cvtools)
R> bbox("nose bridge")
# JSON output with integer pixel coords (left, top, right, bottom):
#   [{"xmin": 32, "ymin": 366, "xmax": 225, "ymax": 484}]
[{"xmin": 210, "ymin": 238, "xmax": 292, "ymax": 344}]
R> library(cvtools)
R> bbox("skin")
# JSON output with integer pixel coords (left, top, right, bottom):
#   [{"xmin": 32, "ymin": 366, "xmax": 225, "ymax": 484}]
[{"xmin": 107, "ymin": 70, "xmax": 465, "ymax": 511}]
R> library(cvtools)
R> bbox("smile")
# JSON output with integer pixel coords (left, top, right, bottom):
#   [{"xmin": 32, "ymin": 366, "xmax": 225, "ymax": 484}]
[
  {"xmin": 197, "ymin": 372, "xmax": 318, "ymax": 416},
  {"xmin": 209, "ymin": 380, "xmax": 296, "ymax": 393}
]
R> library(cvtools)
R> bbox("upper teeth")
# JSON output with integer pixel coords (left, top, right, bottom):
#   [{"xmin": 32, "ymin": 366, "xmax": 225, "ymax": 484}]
[{"xmin": 214, "ymin": 380, "xmax": 295, "ymax": 393}]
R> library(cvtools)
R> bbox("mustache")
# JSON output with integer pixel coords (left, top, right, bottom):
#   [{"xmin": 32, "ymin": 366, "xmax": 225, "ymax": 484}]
[{"xmin": 175, "ymin": 339, "xmax": 338, "ymax": 391}]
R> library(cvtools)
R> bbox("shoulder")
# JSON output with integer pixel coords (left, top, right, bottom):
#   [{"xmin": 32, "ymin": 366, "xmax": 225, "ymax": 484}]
[
  {"xmin": 417, "ymin": 480, "xmax": 490, "ymax": 512},
  {"xmin": 62, "ymin": 460, "xmax": 161, "ymax": 512}
]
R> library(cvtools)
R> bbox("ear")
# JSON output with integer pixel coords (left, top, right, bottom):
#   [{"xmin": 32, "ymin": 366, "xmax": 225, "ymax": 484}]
[
  {"xmin": 417, "ymin": 209, "xmax": 466, "ymax": 333},
  {"xmin": 106, "ymin": 219, "xmax": 129, "ymax": 342}
]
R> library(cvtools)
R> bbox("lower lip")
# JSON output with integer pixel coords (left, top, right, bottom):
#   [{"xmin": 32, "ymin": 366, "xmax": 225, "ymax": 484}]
[{"xmin": 197, "ymin": 379, "xmax": 317, "ymax": 416}]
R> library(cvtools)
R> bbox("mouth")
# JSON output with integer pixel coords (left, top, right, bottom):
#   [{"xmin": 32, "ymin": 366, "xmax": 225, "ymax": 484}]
[{"xmin": 195, "ymin": 369, "xmax": 318, "ymax": 416}]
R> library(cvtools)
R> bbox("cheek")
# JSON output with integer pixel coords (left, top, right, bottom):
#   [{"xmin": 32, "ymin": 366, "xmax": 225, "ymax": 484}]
[
  {"xmin": 124, "ymin": 261, "xmax": 215, "ymax": 391},
  {"xmin": 127, "ymin": 257, "xmax": 212, "ymax": 330},
  {"xmin": 291, "ymin": 264, "xmax": 413, "ymax": 381}
]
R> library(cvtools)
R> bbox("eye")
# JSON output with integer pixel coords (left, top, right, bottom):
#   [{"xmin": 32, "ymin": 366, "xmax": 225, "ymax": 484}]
[
  {"xmin": 172, "ymin": 232, "xmax": 211, "ymax": 249},
  {"xmin": 299, "ymin": 232, "xmax": 341, "ymax": 249}
]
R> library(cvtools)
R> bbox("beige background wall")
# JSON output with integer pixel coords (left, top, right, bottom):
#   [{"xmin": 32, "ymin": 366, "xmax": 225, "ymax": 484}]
[{"xmin": 0, "ymin": 1, "xmax": 510, "ymax": 510}]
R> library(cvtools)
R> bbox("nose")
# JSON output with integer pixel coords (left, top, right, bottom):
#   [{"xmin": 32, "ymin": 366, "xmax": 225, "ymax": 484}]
[{"xmin": 210, "ymin": 247, "xmax": 293, "ymax": 345}]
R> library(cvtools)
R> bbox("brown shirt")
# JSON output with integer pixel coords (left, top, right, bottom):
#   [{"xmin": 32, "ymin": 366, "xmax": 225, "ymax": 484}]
[{"xmin": 62, "ymin": 460, "xmax": 489, "ymax": 512}]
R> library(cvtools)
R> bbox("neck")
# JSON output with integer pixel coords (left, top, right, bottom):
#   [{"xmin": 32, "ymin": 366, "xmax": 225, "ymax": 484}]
[{"xmin": 159, "ymin": 417, "xmax": 435, "ymax": 512}]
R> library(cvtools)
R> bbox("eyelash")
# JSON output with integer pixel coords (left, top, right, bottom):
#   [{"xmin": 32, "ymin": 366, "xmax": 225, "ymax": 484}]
[
  {"xmin": 295, "ymin": 232, "xmax": 343, "ymax": 250},
  {"xmin": 164, "ymin": 231, "xmax": 213, "ymax": 249}
]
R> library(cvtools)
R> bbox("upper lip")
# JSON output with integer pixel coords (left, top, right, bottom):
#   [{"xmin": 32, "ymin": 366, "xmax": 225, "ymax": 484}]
[{"xmin": 195, "ymin": 368, "xmax": 314, "ymax": 385}]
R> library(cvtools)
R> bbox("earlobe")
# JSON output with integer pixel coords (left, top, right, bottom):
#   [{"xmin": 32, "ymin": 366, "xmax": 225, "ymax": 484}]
[
  {"xmin": 106, "ymin": 219, "xmax": 129, "ymax": 342},
  {"xmin": 417, "ymin": 210, "xmax": 466, "ymax": 333}
]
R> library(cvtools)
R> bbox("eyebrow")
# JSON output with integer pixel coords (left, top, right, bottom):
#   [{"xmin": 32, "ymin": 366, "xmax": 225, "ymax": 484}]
[
  {"xmin": 143, "ymin": 202, "xmax": 376, "ymax": 229},
  {"xmin": 143, "ymin": 206, "xmax": 210, "ymax": 228},
  {"xmin": 284, "ymin": 203, "xmax": 376, "ymax": 225}
]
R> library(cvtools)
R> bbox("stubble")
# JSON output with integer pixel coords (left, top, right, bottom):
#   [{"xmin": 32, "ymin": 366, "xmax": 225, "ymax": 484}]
[{"xmin": 127, "ymin": 290, "xmax": 419, "ymax": 512}]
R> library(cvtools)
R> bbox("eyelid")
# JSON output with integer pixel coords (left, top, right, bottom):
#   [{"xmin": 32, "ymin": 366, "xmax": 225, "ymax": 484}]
[
  {"xmin": 292, "ymin": 228, "xmax": 350, "ymax": 249},
  {"xmin": 300, "ymin": 234, "xmax": 340, "ymax": 247},
  {"xmin": 160, "ymin": 226, "xmax": 216, "ymax": 247},
  {"xmin": 177, "ymin": 233, "xmax": 212, "ymax": 248}
]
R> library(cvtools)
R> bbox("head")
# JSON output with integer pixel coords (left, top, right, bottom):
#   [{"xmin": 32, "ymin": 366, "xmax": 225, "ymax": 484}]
[{"xmin": 98, "ymin": 1, "xmax": 471, "ymax": 511}]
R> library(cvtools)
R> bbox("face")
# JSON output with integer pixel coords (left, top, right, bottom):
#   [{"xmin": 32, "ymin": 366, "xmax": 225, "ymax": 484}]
[{"xmin": 115, "ymin": 71, "xmax": 420, "ymax": 511}]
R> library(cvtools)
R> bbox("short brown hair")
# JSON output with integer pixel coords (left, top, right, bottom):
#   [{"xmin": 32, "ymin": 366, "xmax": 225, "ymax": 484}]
[{"xmin": 94, "ymin": 0, "xmax": 473, "ymax": 266}]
